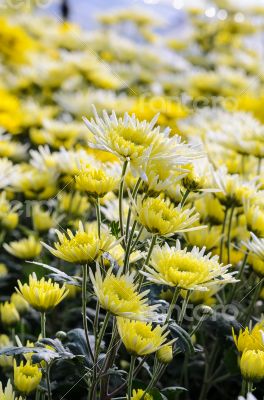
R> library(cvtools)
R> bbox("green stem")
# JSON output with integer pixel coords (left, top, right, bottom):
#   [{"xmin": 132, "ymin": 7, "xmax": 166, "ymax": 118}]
[
  {"xmin": 227, "ymin": 204, "xmax": 235, "ymax": 264},
  {"xmin": 178, "ymin": 290, "xmax": 191, "ymax": 325},
  {"xmin": 82, "ymin": 264, "xmax": 94, "ymax": 361},
  {"xmin": 40, "ymin": 312, "xmax": 46, "ymax": 338},
  {"xmin": 244, "ymin": 277, "xmax": 263, "ymax": 325},
  {"xmin": 137, "ymin": 234, "xmax": 157, "ymax": 290},
  {"xmin": 127, "ymin": 355, "xmax": 136, "ymax": 400},
  {"xmin": 181, "ymin": 189, "xmax": 190, "ymax": 207},
  {"xmin": 119, "ymin": 160, "xmax": 129, "ymax": 247},
  {"xmin": 227, "ymin": 251, "xmax": 248, "ymax": 304},
  {"xmin": 190, "ymin": 314, "xmax": 207, "ymax": 337},
  {"xmin": 95, "ymin": 312, "xmax": 111, "ymax": 360},
  {"xmin": 123, "ymin": 220, "xmax": 137, "ymax": 273},
  {"xmin": 257, "ymin": 157, "xmax": 262, "ymax": 175},
  {"xmin": 130, "ymin": 225, "xmax": 144, "ymax": 253},
  {"xmin": 220, "ymin": 207, "xmax": 228, "ymax": 263},
  {"xmin": 241, "ymin": 379, "xmax": 247, "ymax": 397},
  {"xmin": 95, "ymin": 197, "xmax": 101, "ymax": 238},
  {"xmin": 125, "ymin": 177, "xmax": 142, "ymax": 241},
  {"xmin": 165, "ymin": 287, "xmax": 180, "ymax": 323},
  {"xmin": 40, "ymin": 313, "xmax": 52, "ymax": 400}
]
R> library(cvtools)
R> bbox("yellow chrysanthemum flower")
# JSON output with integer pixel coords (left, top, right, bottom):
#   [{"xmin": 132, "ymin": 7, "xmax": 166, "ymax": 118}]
[
  {"xmin": 135, "ymin": 195, "xmax": 201, "ymax": 236},
  {"xmin": 117, "ymin": 317, "xmax": 172, "ymax": 356},
  {"xmin": 16, "ymin": 273, "xmax": 68, "ymax": 312},
  {"xmin": 0, "ymin": 379, "xmax": 23, "ymax": 400},
  {"xmin": 0, "ymin": 302, "xmax": 20, "ymax": 326},
  {"xmin": 240, "ymin": 350, "xmax": 264, "ymax": 382},
  {"xmin": 10, "ymin": 293, "xmax": 29, "ymax": 314},
  {"xmin": 156, "ymin": 344, "xmax": 173, "ymax": 364},
  {"xmin": 233, "ymin": 322, "xmax": 264, "ymax": 352},
  {"xmin": 58, "ymin": 191, "xmax": 90, "ymax": 217},
  {"xmin": 0, "ymin": 191, "xmax": 20, "ymax": 230},
  {"xmin": 248, "ymin": 254, "xmax": 264, "ymax": 277},
  {"xmin": 143, "ymin": 241, "xmax": 236, "ymax": 291},
  {"xmin": 14, "ymin": 360, "xmax": 42, "ymax": 395},
  {"xmin": 32, "ymin": 204, "xmax": 57, "ymax": 232},
  {"xmin": 75, "ymin": 165, "xmax": 119, "ymax": 198},
  {"xmin": 244, "ymin": 204, "xmax": 264, "ymax": 238},
  {"xmin": 194, "ymin": 195, "xmax": 224, "ymax": 225},
  {"xmin": 3, "ymin": 236, "xmax": 42, "ymax": 260},
  {"xmin": 185, "ymin": 226, "xmax": 222, "ymax": 250},
  {"xmin": 213, "ymin": 167, "xmax": 257, "ymax": 207},
  {"xmin": 90, "ymin": 266, "xmax": 158, "ymax": 320},
  {"xmin": 0, "ymin": 336, "xmax": 13, "ymax": 368},
  {"xmin": 129, "ymin": 388, "xmax": 153, "ymax": 400},
  {"xmin": 0, "ymin": 263, "xmax": 8, "ymax": 277},
  {"xmin": 16, "ymin": 167, "xmax": 57, "ymax": 200},
  {"xmin": 42, "ymin": 221, "xmax": 116, "ymax": 264}
]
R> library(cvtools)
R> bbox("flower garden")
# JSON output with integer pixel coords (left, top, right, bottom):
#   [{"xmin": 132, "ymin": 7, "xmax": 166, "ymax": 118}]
[{"xmin": 0, "ymin": 1, "xmax": 264, "ymax": 399}]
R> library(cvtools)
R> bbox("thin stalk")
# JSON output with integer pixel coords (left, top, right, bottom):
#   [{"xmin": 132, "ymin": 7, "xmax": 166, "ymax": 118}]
[
  {"xmin": 181, "ymin": 189, "xmax": 190, "ymax": 207},
  {"xmin": 220, "ymin": 207, "xmax": 228, "ymax": 263},
  {"xmin": 130, "ymin": 225, "xmax": 144, "ymax": 253},
  {"xmin": 123, "ymin": 220, "xmax": 137, "ymax": 273},
  {"xmin": 40, "ymin": 312, "xmax": 46, "ymax": 338},
  {"xmin": 119, "ymin": 160, "xmax": 129, "ymax": 247},
  {"xmin": 40, "ymin": 313, "xmax": 52, "ymax": 400},
  {"xmin": 227, "ymin": 251, "xmax": 248, "ymax": 304},
  {"xmin": 137, "ymin": 235, "xmax": 157, "ymax": 290},
  {"xmin": 244, "ymin": 278, "xmax": 263, "ymax": 325},
  {"xmin": 190, "ymin": 315, "xmax": 207, "ymax": 337},
  {"xmin": 108, "ymin": 357, "xmax": 147, "ymax": 399},
  {"xmin": 178, "ymin": 290, "xmax": 191, "ymax": 325},
  {"xmin": 125, "ymin": 177, "xmax": 142, "ymax": 241},
  {"xmin": 95, "ymin": 197, "xmax": 101, "ymax": 238},
  {"xmin": 82, "ymin": 264, "xmax": 94, "ymax": 361},
  {"xmin": 95, "ymin": 312, "xmax": 111, "ymax": 360},
  {"xmin": 227, "ymin": 204, "xmax": 235, "ymax": 264},
  {"xmin": 241, "ymin": 379, "xmax": 247, "ymax": 397},
  {"xmin": 127, "ymin": 355, "xmax": 136, "ymax": 400},
  {"xmin": 257, "ymin": 157, "xmax": 262, "ymax": 175},
  {"xmin": 165, "ymin": 287, "xmax": 180, "ymax": 323}
]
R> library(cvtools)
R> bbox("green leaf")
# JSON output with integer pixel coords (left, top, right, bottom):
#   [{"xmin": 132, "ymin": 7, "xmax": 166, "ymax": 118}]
[
  {"xmin": 169, "ymin": 321, "xmax": 195, "ymax": 355},
  {"xmin": 110, "ymin": 220, "xmax": 120, "ymax": 238},
  {"xmin": 27, "ymin": 261, "xmax": 77, "ymax": 285}
]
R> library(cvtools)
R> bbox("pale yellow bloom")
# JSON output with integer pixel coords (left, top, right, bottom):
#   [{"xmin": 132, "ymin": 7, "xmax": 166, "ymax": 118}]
[
  {"xmin": 143, "ymin": 241, "xmax": 236, "ymax": 290},
  {"xmin": 14, "ymin": 360, "xmax": 42, "ymax": 395},
  {"xmin": 0, "ymin": 302, "xmax": 20, "ymax": 326},
  {"xmin": 16, "ymin": 273, "xmax": 68, "ymax": 312},
  {"xmin": 42, "ymin": 221, "xmax": 116, "ymax": 264},
  {"xmin": 135, "ymin": 195, "xmax": 201, "ymax": 236},
  {"xmin": 4, "ymin": 236, "xmax": 42, "ymax": 259},
  {"xmin": 117, "ymin": 317, "xmax": 172, "ymax": 356},
  {"xmin": 90, "ymin": 266, "xmax": 158, "ymax": 321}
]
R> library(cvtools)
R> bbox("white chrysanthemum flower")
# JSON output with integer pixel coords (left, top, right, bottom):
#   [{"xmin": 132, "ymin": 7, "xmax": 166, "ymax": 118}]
[
  {"xmin": 83, "ymin": 107, "xmax": 203, "ymax": 176},
  {"xmin": 243, "ymin": 232, "xmax": 264, "ymax": 261},
  {"xmin": 142, "ymin": 241, "xmax": 237, "ymax": 291},
  {"xmin": 212, "ymin": 166, "xmax": 259, "ymax": 207},
  {"xmin": 0, "ymin": 158, "xmax": 19, "ymax": 189},
  {"xmin": 30, "ymin": 145, "xmax": 58, "ymax": 171}
]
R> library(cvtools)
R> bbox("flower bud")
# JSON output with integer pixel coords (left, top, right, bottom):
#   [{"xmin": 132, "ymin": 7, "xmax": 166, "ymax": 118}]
[
  {"xmin": 56, "ymin": 331, "xmax": 67, "ymax": 341},
  {"xmin": 199, "ymin": 305, "xmax": 214, "ymax": 317},
  {"xmin": 240, "ymin": 349, "xmax": 264, "ymax": 382},
  {"xmin": 157, "ymin": 344, "xmax": 173, "ymax": 364},
  {"xmin": 14, "ymin": 360, "xmax": 42, "ymax": 394},
  {"xmin": 0, "ymin": 302, "xmax": 20, "ymax": 326},
  {"xmin": 11, "ymin": 293, "xmax": 29, "ymax": 314}
]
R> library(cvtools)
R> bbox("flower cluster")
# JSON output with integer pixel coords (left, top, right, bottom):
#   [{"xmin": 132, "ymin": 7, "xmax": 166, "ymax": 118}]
[{"xmin": 0, "ymin": 1, "xmax": 263, "ymax": 400}]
